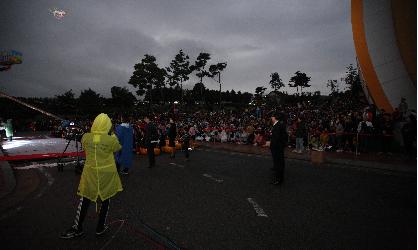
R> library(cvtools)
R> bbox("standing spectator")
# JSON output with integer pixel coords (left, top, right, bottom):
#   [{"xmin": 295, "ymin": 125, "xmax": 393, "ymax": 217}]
[
  {"xmin": 115, "ymin": 116, "xmax": 134, "ymax": 175},
  {"xmin": 294, "ymin": 117, "xmax": 306, "ymax": 153},
  {"xmin": 144, "ymin": 116, "xmax": 158, "ymax": 168},
  {"xmin": 179, "ymin": 126, "xmax": 191, "ymax": 161},
  {"xmin": 0, "ymin": 119, "xmax": 13, "ymax": 141},
  {"xmin": 357, "ymin": 117, "xmax": 373, "ymax": 153},
  {"xmin": 168, "ymin": 118, "xmax": 177, "ymax": 158},
  {"xmin": 398, "ymin": 98, "xmax": 408, "ymax": 120},
  {"xmin": 335, "ymin": 119, "xmax": 345, "ymax": 152},
  {"xmin": 270, "ymin": 112, "xmax": 288, "ymax": 186},
  {"xmin": 379, "ymin": 114, "xmax": 393, "ymax": 154},
  {"xmin": 158, "ymin": 123, "xmax": 166, "ymax": 150},
  {"xmin": 402, "ymin": 114, "xmax": 416, "ymax": 158},
  {"xmin": 60, "ymin": 113, "xmax": 122, "ymax": 239}
]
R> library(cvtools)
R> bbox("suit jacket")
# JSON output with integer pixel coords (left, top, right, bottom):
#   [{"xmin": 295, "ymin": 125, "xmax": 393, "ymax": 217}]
[
  {"xmin": 270, "ymin": 121, "xmax": 287, "ymax": 150},
  {"xmin": 168, "ymin": 122, "xmax": 177, "ymax": 140},
  {"xmin": 144, "ymin": 122, "xmax": 158, "ymax": 146}
]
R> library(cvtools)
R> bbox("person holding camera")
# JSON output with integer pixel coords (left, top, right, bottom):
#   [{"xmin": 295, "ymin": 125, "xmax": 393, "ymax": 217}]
[{"xmin": 60, "ymin": 113, "xmax": 122, "ymax": 239}]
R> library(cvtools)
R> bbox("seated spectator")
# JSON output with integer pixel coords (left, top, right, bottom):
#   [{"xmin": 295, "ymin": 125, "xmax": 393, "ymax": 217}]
[
  {"xmin": 220, "ymin": 129, "xmax": 228, "ymax": 143},
  {"xmin": 320, "ymin": 128, "xmax": 329, "ymax": 150},
  {"xmin": 254, "ymin": 131, "xmax": 266, "ymax": 146},
  {"xmin": 240, "ymin": 129, "xmax": 248, "ymax": 143}
]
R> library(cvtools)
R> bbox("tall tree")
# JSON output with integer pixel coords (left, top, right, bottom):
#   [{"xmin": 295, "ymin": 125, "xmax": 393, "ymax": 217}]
[
  {"xmin": 326, "ymin": 79, "xmax": 339, "ymax": 96},
  {"xmin": 110, "ymin": 86, "xmax": 136, "ymax": 114},
  {"xmin": 289, "ymin": 71, "xmax": 311, "ymax": 95},
  {"xmin": 269, "ymin": 72, "xmax": 285, "ymax": 92},
  {"xmin": 78, "ymin": 88, "xmax": 103, "ymax": 116},
  {"xmin": 209, "ymin": 62, "xmax": 227, "ymax": 107},
  {"xmin": 255, "ymin": 86, "xmax": 267, "ymax": 105},
  {"xmin": 192, "ymin": 82, "xmax": 206, "ymax": 104},
  {"xmin": 190, "ymin": 52, "xmax": 211, "ymax": 103},
  {"xmin": 166, "ymin": 49, "xmax": 192, "ymax": 104},
  {"xmin": 55, "ymin": 89, "xmax": 76, "ymax": 115},
  {"xmin": 344, "ymin": 64, "xmax": 362, "ymax": 96},
  {"xmin": 128, "ymin": 54, "xmax": 166, "ymax": 109}
]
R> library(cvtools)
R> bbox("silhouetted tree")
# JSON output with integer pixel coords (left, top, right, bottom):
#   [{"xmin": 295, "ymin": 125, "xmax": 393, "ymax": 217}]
[
  {"xmin": 344, "ymin": 64, "xmax": 362, "ymax": 96},
  {"xmin": 78, "ymin": 88, "xmax": 103, "ymax": 116},
  {"xmin": 110, "ymin": 86, "xmax": 136, "ymax": 114},
  {"xmin": 166, "ymin": 49, "xmax": 192, "ymax": 104},
  {"xmin": 269, "ymin": 72, "xmax": 285, "ymax": 92},
  {"xmin": 209, "ymin": 62, "xmax": 227, "ymax": 107},
  {"xmin": 129, "ymin": 54, "xmax": 166, "ymax": 109},
  {"xmin": 326, "ymin": 79, "xmax": 340, "ymax": 96},
  {"xmin": 289, "ymin": 71, "xmax": 311, "ymax": 95},
  {"xmin": 190, "ymin": 52, "xmax": 211, "ymax": 103}
]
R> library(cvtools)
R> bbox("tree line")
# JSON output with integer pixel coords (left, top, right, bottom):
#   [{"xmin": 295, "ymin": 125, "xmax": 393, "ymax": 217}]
[{"xmin": 0, "ymin": 45, "xmax": 362, "ymax": 120}]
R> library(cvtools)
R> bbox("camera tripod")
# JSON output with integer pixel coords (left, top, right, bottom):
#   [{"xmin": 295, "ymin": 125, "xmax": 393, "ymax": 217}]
[{"xmin": 57, "ymin": 131, "xmax": 83, "ymax": 173}]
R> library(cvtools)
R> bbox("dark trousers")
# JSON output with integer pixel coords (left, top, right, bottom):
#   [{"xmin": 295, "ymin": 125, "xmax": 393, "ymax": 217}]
[
  {"xmin": 147, "ymin": 144, "xmax": 155, "ymax": 167},
  {"xmin": 169, "ymin": 139, "xmax": 176, "ymax": 156},
  {"xmin": 182, "ymin": 143, "xmax": 190, "ymax": 159},
  {"xmin": 271, "ymin": 148, "xmax": 285, "ymax": 181},
  {"xmin": 73, "ymin": 197, "xmax": 109, "ymax": 232}
]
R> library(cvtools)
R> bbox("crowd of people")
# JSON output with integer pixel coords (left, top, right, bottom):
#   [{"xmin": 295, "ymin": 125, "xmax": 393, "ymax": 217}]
[{"xmin": 2, "ymin": 96, "xmax": 416, "ymax": 157}]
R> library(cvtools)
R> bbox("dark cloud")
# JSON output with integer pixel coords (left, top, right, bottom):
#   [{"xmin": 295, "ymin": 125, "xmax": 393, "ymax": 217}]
[{"xmin": 0, "ymin": 0, "xmax": 355, "ymax": 97}]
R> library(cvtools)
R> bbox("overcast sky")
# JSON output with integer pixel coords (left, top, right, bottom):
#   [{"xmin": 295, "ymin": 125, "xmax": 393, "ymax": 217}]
[{"xmin": 0, "ymin": 0, "xmax": 355, "ymax": 98}]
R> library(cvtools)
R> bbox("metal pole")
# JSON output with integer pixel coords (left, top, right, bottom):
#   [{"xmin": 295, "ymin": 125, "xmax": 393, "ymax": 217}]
[{"xmin": 0, "ymin": 91, "xmax": 63, "ymax": 120}]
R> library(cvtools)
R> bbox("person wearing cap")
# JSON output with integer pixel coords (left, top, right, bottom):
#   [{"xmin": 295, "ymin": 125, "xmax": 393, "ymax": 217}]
[
  {"xmin": 270, "ymin": 112, "xmax": 288, "ymax": 185},
  {"xmin": 60, "ymin": 113, "xmax": 122, "ymax": 239}
]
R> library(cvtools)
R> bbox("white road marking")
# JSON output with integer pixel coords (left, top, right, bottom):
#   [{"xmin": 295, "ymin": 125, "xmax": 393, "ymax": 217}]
[
  {"xmin": 247, "ymin": 198, "xmax": 268, "ymax": 217},
  {"xmin": 13, "ymin": 161, "xmax": 83, "ymax": 170},
  {"xmin": 202, "ymin": 173, "xmax": 224, "ymax": 183},
  {"xmin": 169, "ymin": 162, "xmax": 185, "ymax": 168}
]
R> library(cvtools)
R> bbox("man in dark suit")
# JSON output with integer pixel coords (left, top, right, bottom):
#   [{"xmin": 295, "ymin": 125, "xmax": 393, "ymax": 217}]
[
  {"xmin": 144, "ymin": 116, "xmax": 158, "ymax": 168},
  {"xmin": 270, "ymin": 112, "xmax": 288, "ymax": 185}
]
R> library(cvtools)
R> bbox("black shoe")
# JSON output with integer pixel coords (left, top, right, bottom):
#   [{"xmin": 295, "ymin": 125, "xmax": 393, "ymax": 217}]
[
  {"xmin": 96, "ymin": 225, "xmax": 109, "ymax": 236},
  {"xmin": 122, "ymin": 168, "xmax": 129, "ymax": 175},
  {"xmin": 60, "ymin": 226, "xmax": 84, "ymax": 239}
]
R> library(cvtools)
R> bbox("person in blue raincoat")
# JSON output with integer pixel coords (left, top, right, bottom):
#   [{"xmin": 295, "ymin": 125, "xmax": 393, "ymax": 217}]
[{"xmin": 115, "ymin": 116, "xmax": 134, "ymax": 175}]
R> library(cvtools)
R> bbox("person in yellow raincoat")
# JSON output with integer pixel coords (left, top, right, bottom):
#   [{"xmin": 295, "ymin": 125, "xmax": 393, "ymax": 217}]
[{"xmin": 60, "ymin": 113, "xmax": 122, "ymax": 239}]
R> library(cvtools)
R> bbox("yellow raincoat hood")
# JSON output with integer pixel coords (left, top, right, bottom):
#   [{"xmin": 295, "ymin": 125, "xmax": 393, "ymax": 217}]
[
  {"xmin": 91, "ymin": 113, "xmax": 112, "ymax": 134},
  {"xmin": 77, "ymin": 113, "xmax": 122, "ymax": 201}
]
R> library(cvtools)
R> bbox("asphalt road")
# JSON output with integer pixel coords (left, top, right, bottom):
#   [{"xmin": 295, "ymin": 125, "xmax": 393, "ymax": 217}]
[{"xmin": 1, "ymin": 148, "xmax": 416, "ymax": 249}]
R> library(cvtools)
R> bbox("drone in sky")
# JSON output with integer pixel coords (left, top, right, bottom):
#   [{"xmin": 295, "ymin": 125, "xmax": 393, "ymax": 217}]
[{"xmin": 49, "ymin": 8, "xmax": 67, "ymax": 20}]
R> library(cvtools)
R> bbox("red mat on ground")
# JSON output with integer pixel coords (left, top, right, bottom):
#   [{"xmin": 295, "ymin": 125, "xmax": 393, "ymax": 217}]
[{"xmin": 0, "ymin": 151, "xmax": 85, "ymax": 161}]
